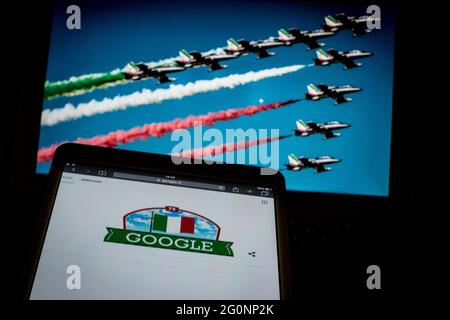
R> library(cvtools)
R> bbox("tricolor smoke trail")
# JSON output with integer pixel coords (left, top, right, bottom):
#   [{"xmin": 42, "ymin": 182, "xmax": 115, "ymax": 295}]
[
  {"xmin": 37, "ymin": 99, "xmax": 300, "ymax": 163},
  {"xmin": 44, "ymin": 70, "xmax": 126, "ymax": 100},
  {"xmin": 43, "ymin": 48, "xmax": 227, "ymax": 100},
  {"xmin": 173, "ymin": 135, "xmax": 292, "ymax": 159},
  {"xmin": 41, "ymin": 64, "xmax": 305, "ymax": 126}
]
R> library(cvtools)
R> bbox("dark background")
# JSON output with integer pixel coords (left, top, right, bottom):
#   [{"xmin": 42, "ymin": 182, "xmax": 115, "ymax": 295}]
[{"xmin": 4, "ymin": 0, "xmax": 417, "ymax": 307}]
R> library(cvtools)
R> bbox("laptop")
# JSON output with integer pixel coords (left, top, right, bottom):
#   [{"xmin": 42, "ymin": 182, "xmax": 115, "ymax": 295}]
[{"xmin": 26, "ymin": 144, "xmax": 291, "ymax": 299}]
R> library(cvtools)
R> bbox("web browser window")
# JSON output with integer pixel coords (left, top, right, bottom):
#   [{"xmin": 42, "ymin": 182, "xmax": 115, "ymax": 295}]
[{"xmin": 30, "ymin": 164, "xmax": 280, "ymax": 299}]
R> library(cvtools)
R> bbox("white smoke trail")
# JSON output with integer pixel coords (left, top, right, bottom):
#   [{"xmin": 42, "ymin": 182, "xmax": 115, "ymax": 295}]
[
  {"xmin": 143, "ymin": 57, "xmax": 178, "ymax": 68},
  {"xmin": 41, "ymin": 64, "xmax": 305, "ymax": 126}
]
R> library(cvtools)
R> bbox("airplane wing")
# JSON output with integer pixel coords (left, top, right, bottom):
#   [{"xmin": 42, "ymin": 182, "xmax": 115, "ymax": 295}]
[
  {"xmin": 331, "ymin": 93, "xmax": 348, "ymax": 104},
  {"xmin": 324, "ymin": 130, "xmax": 337, "ymax": 139},
  {"xmin": 339, "ymin": 57, "xmax": 359, "ymax": 69},
  {"xmin": 315, "ymin": 164, "xmax": 327, "ymax": 173},
  {"xmin": 351, "ymin": 23, "xmax": 370, "ymax": 36},
  {"xmin": 254, "ymin": 48, "xmax": 272, "ymax": 59},
  {"xmin": 191, "ymin": 53, "xmax": 232, "ymax": 70},
  {"xmin": 301, "ymin": 31, "xmax": 334, "ymax": 49},
  {"xmin": 302, "ymin": 38, "xmax": 321, "ymax": 50},
  {"xmin": 154, "ymin": 74, "xmax": 172, "ymax": 84},
  {"xmin": 206, "ymin": 61, "xmax": 225, "ymax": 71}
]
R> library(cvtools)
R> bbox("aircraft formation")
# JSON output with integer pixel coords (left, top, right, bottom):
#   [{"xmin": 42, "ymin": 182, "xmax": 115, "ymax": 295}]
[
  {"xmin": 282, "ymin": 12, "xmax": 379, "ymax": 173},
  {"xmin": 121, "ymin": 12, "xmax": 377, "ymax": 85},
  {"xmin": 119, "ymin": 12, "xmax": 380, "ymax": 174}
]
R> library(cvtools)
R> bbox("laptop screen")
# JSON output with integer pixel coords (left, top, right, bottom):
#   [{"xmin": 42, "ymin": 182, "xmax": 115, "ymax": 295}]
[{"xmin": 30, "ymin": 163, "xmax": 280, "ymax": 299}]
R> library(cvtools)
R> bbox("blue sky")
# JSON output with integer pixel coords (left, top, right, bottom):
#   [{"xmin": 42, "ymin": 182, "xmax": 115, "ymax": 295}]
[
  {"xmin": 126, "ymin": 210, "xmax": 153, "ymax": 232},
  {"xmin": 38, "ymin": 0, "xmax": 395, "ymax": 196}
]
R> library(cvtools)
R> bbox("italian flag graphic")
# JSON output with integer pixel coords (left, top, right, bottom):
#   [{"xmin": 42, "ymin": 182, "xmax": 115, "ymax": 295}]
[
  {"xmin": 105, "ymin": 207, "xmax": 234, "ymax": 257},
  {"xmin": 152, "ymin": 213, "xmax": 195, "ymax": 234}
]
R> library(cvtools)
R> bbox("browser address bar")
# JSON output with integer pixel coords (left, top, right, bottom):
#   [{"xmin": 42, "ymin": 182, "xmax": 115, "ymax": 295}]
[{"xmin": 112, "ymin": 172, "xmax": 226, "ymax": 192}]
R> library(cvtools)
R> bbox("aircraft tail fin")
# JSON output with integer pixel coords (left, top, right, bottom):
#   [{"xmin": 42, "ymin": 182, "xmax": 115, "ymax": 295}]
[
  {"xmin": 325, "ymin": 15, "xmax": 338, "ymax": 27},
  {"xmin": 123, "ymin": 61, "xmax": 140, "ymax": 73},
  {"xmin": 307, "ymin": 83, "xmax": 322, "ymax": 96},
  {"xmin": 296, "ymin": 119, "xmax": 309, "ymax": 132},
  {"xmin": 227, "ymin": 38, "xmax": 241, "ymax": 51},
  {"xmin": 277, "ymin": 28, "xmax": 291, "ymax": 40},
  {"xmin": 288, "ymin": 153, "xmax": 300, "ymax": 166},
  {"xmin": 179, "ymin": 49, "xmax": 193, "ymax": 61},
  {"xmin": 316, "ymin": 48, "xmax": 331, "ymax": 60}
]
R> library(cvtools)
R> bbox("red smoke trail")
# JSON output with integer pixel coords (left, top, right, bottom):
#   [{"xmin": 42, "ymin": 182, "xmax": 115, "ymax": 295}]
[
  {"xmin": 37, "ymin": 99, "xmax": 300, "ymax": 163},
  {"xmin": 174, "ymin": 135, "xmax": 292, "ymax": 159}
]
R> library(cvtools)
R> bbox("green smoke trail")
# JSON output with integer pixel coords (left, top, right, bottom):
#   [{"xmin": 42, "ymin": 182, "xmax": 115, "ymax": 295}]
[{"xmin": 44, "ymin": 70, "xmax": 127, "ymax": 100}]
